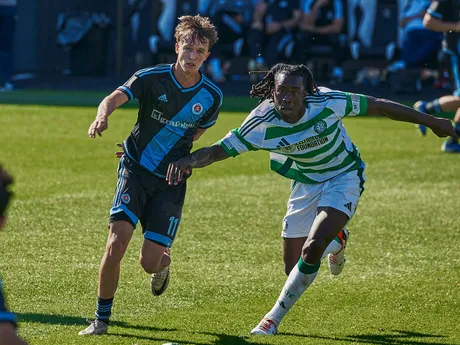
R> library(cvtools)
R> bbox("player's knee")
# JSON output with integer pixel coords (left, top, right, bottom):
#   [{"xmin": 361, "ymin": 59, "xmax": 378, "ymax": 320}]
[
  {"xmin": 302, "ymin": 238, "xmax": 327, "ymax": 262},
  {"xmin": 105, "ymin": 233, "xmax": 130, "ymax": 263}
]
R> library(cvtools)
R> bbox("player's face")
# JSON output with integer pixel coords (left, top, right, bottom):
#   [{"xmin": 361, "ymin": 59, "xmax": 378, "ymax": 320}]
[
  {"xmin": 175, "ymin": 36, "xmax": 210, "ymax": 74},
  {"xmin": 273, "ymin": 73, "xmax": 307, "ymax": 123}
]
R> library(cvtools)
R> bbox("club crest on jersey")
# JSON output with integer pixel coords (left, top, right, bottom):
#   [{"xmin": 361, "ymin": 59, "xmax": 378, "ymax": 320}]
[
  {"xmin": 121, "ymin": 193, "xmax": 131, "ymax": 204},
  {"xmin": 192, "ymin": 103, "xmax": 203, "ymax": 115},
  {"xmin": 314, "ymin": 120, "xmax": 327, "ymax": 134}
]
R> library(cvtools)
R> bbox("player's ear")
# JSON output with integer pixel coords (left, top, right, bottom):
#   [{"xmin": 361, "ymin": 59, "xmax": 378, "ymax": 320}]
[
  {"xmin": 175, "ymin": 42, "xmax": 179, "ymax": 54},
  {"xmin": 203, "ymin": 51, "xmax": 211, "ymax": 61}
]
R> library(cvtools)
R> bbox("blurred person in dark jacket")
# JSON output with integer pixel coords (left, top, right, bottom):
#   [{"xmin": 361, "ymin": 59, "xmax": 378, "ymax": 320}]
[
  {"xmin": 295, "ymin": 0, "xmax": 345, "ymax": 83},
  {"xmin": 247, "ymin": 0, "xmax": 301, "ymax": 76},
  {"xmin": 387, "ymin": 0, "xmax": 442, "ymax": 72},
  {"xmin": 414, "ymin": 0, "xmax": 460, "ymax": 153},
  {"xmin": 205, "ymin": 0, "xmax": 257, "ymax": 82}
]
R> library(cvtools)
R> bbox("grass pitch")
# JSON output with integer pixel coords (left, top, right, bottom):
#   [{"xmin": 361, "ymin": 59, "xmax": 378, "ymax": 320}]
[{"xmin": 0, "ymin": 99, "xmax": 459, "ymax": 345}]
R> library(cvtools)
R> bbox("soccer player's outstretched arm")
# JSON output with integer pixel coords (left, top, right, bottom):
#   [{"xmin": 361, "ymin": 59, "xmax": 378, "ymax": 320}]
[
  {"xmin": 166, "ymin": 144, "xmax": 230, "ymax": 185},
  {"xmin": 364, "ymin": 96, "xmax": 458, "ymax": 139},
  {"xmin": 88, "ymin": 90, "xmax": 129, "ymax": 138}
]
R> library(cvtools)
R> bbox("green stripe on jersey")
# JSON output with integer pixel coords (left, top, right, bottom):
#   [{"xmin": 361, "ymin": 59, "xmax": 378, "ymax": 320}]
[
  {"xmin": 264, "ymin": 107, "xmax": 334, "ymax": 140},
  {"xmin": 270, "ymin": 160, "xmax": 319, "ymax": 184},
  {"xmin": 217, "ymin": 140, "xmax": 239, "ymax": 157},
  {"xmin": 295, "ymin": 153, "xmax": 358, "ymax": 174},
  {"xmin": 345, "ymin": 93, "xmax": 353, "ymax": 116},
  {"xmin": 344, "ymin": 93, "xmax": 368, "ymax": 116},
  {"xmin": 295, "ymin": 141, "xmax": 347, "ymax": 167},
  {"xmin": 359, "ymin": 95, "xmax": 368, "ymax": 115}
]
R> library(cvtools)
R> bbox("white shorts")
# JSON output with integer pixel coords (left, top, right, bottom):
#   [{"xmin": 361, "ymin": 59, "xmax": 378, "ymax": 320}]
[{"xmin": 282, "ymin": 169, "xmax": 365, "ymax": 238}]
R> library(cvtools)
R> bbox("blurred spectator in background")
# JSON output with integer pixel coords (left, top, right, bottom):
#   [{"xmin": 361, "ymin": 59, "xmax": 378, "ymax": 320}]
[
  {"xmin": 0, "ymin": 0, "xmax": 17, "ymax": 91},
  {"xmin": 387, "ymin": 0, "xmax": 442, "ymax": 72},
  {"xmin": 414, "ymin": 0, "xmax": 460, "ymax": 153},
  {"xmin": 295, "ymin": 0, "xmax": 345, "ymax": 83},
  {"xmin": 149, "ymin": 0, "xmax": 197, "ymax": 63},
  {"xmin": 205, "ymin": 0, "xmax": 257, "ymax": 82},
  {"xmin": 247, "ymin": 0, "xmax": 301, "ymax": 75},
  {"xmin": 246, "ymin": 0, "xmax": 267, "ymax": 78}
]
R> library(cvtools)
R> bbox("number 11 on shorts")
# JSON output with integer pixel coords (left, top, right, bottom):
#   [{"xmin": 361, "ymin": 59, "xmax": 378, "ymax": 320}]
[{"xmin": 167, "ymin": 216, "xmax": 180, "ymax": 237}]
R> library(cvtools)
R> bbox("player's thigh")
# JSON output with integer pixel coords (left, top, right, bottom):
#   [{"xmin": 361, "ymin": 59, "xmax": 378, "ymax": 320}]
[
  {"xmin": 283, "ymin": 237, "xmax": 307, "ymax": 275},
  {"xmin": 282, "ymin": 181, "xmax": 322, "ymax": 239},
  {"xmin": 305, "ymin": 170, "xmax": 364, "ymax": 247},
  {"xmin": 109, "ymin": 156, "xmax": 148, "ymax": 230},
  {"xmin": 318, "ymin": 168, "xmax": 364, "ymax": 226},
  {"xmin": 142, "ymin": 180, "xmax": 187, "ymax": 250},
  {"xmin": 307, "ymin": 207, "xmax": 350, "ymax": 249}
]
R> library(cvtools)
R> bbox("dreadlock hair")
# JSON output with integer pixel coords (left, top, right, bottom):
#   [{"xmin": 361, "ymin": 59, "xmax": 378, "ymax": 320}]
[
  {"xmin": 249, "ymin": 63, "xmax": 319, "ymax": 103},
  {"xmin": 0, "ymin": 164, "xmax": 13, "ymax": 216}
]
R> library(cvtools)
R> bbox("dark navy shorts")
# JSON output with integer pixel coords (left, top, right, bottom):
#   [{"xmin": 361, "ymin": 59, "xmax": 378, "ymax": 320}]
[{"xmin": 109, "ymin": 155, "xmax": 186, "ymax": 248}]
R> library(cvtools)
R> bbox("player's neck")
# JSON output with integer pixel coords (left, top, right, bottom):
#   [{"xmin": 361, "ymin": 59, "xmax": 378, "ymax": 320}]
[{"xmin": 173, "ymin": 63, "xmax": 201, "ymax": 88}]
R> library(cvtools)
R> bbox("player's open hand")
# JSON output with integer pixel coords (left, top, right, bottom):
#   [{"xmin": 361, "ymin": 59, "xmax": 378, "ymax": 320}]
[
  {"xmin": 166, "ymin": 159, "xmax": 192, "ymax": 186},
  {"xmin": 429, "ymin": 117, "xmax": 458, "ymax": 139},
  {"xmin": 88, "ymin": 116, "xmax": 108, "ymax": 138},
  {"xmin": 115, "ymin": 143, "xmax": 125, "ymax": 158}
]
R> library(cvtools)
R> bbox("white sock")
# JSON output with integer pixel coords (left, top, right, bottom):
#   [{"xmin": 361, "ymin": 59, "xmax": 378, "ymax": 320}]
[
  {"xmin": 321, "ymin": 237, "xmax": 343, "ymax": 260},
  {"xmin": 264, "ymin": 258, "xmax": 320, "ymax": 326}
]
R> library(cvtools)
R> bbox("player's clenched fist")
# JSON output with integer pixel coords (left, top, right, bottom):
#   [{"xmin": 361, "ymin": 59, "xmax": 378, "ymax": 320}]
[{"xmin": 88, "ymin": 116, "xmax": 108, "ymax": 138}]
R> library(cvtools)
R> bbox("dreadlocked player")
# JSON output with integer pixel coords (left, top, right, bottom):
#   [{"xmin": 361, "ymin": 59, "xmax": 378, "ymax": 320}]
[{"xmin": 166, "ymin": 63, "xmax": 456, "ymax": 335}]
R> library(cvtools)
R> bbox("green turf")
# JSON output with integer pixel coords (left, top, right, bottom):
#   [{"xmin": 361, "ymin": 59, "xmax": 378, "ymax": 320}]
[{"xmin": 0, "ymin": 104, "xmax": 459, "ymax": 345}]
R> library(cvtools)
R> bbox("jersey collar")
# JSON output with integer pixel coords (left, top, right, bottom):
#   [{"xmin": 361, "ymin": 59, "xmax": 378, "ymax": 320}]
[{"xmin": 169, "ymin": 63, "xmax": 204, "ymax": 92}]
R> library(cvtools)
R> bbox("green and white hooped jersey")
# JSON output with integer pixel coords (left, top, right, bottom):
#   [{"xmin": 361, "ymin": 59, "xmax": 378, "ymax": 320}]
[{"xmin": 218, "ymin": 88, "xmax": 367, "ymax": 184}]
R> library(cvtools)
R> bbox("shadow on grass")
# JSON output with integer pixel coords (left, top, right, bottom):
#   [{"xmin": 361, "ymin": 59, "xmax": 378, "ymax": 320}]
[
  {"xmin": 16, "ymin": 313, "xmax": 176, "ymax": 333},
  {"xmin": 107, "ymin": 332, "xmax": 208, "ymax": 345},
  {"xmin": 17, "ymin": 315, "xmax": 453, "ymax": 345},
  {"xmin": 281, "ymin": 329, "xmax": 452, "ymax": 345},
  {"xmin": 202, "ymin": 333, "xmax": 274, "ymax": 345},
  {"xmin": 114, "ymin": 332, "xmax": 276, "ymax": 345}
]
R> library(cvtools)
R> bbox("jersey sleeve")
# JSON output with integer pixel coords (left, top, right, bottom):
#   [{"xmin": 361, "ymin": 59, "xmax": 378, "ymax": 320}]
[
  {"xmin": 342, "ymin": 92, "xmax": 368, "ymax": 117},
  {"xmin": 0, "ymin": 280, "xmax": 16, "ymax": 326},
  {"xmin": 116, "ymin": 71, "xmax": 149, "ymax": 101},
  {"xmin": 427, "ymin": 1, "xmax": 448, "ymax": 20},
  {"xmin": 217, "ymin": 110, "xmax": 264, "ymax": 157}
]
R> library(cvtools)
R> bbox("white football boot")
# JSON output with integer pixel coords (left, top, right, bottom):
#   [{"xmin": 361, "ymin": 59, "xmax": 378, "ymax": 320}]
[
  {"xmin": 250, "ymin": 318, "xmax": 278, "ymax": 335},
  {"xmin": 151, "ymin": 248, "xmax": 171, "ymax": 296},
  {"xmin": 151, "ymin": 266, "xmax": 170, "ymax": 296},
  {"xmin": 78, "ymin": 319, "xmax": 109, "ymax": 335}
]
